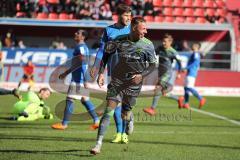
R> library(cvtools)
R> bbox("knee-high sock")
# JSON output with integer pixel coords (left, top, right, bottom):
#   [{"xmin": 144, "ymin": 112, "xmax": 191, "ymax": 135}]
[
  {"xmin": 96, "ymin": 107, "xmax": 114, "ymax": 144},
  {"xmin": 184, "ymin": 87, "xmax": 190, "ymax": 103},
  {"xmin": 151, "ymin": 93, "xmax": 161, "ymax": 109},
  {"xmin": 114, "ymin": 106, "xmax": 122, "ymax": 133},
  {"xmin": 188, "ymin": 87, "xmax": 202, "ymax": 101},
  {"xmin": 185, "ymin": 87, "xmax": 202, "ymax": 103},
  {"xmin": 122, "ymin": 117, "xmax": 127, "ymax": 134},
  {"xmin": 62, "ymin": 99, "xmax": 74, "ymax": 126},
  {"xmin": 167, "ymin": 94, "xmax": 178, "ymax": 101},
  {"xmin": 121, "ymin": 104, "xmax": 131, "ymax": 134},
  {"xmin": 0, "ymin": 88, "xmax": 13, "ymax": 95},
  {"xmin": 82, "ymin": 100, "xmax": 99, "ymax": 123}
]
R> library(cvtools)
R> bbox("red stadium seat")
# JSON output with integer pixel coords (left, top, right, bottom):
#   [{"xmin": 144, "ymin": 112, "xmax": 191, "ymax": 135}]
[
  {"xmin": 144, "ymin": 15, "xmax": 154, "ymax": 22},
  {"xmin": 162, "ymin": 0, "xmax": 172, "ymax": 6},
  {"xmin": 185, "ymin": 17, "xmax": 195, "ymax": 23},
  {"xmin": 47, "ymin": 0, "xmax": 59, "ymax": 4},
  {"xmin": 69, "ymin": 13, "xmax": 75, "ymax": 19},
  {"xmin": 215, "ymin": 0, "xmax": 225, "ymax": 8},
  {"xmin": 195, "ymin": 17, "xmax": 206, "ymax": 23},
  {"xmin": 59, "ymin": 13, "xmax": 69, "ymax": 20},
  {"xmin": 194, "ymin": 0, "xmax": 204, "ymax": 7},
  {"xmin": 153, "ymin": 0, "xmax": 162, "ymax": 7},
  {"xmin": 154, "ymin": 16, "xmax": 164, "ymax": 22},
  {"xmin": 38, "ymin": 0, "xmax": 47, "ymax": 5},
  {"xmin": 206, "ymin": 8, "xmax": 215, "ymax": 16},
  {"xmin": 217, "ymin": 8, "xmax": 226, "ymax": 17},
  {"xmin": 204, "ymin": 0, "xmax": 215, "ymax": 8},
  {"xmin": 183, "ymin": 0, "xmax": 193, "ymax": 7},
  {"xmin": 184, "ymin": 8, "xmax": 194, "ymax": 16},
  {"xmin": 164, "ymin": 16, "xmax": 174, "ymax": 22},
  {"xmin": 218, "ymin": 17, "xmax": 226, "ymax": 23},
  {"xmin": 16, "ymin": 12, "xmax": 26, "ymax": 18},
  {"xmin": 173, "ymin": 8, "xmax": 184, "ymax": 16},
  {"xmin": 175, "ymin": 16, "xmax": 185, "ymax": 23},
  {"xmin": 195, "ymin": 8, "xmax": 204, "ymax": 17},
  {"xmin": 48, "ymin": 13, "xmax": 58, "ymax": 19},
  {"xmin": 36, "ymin": 12, "xmax": 48, "ymax": 19},
  {"xmin": 173, "ymin": 0, "xmax": 183, "ymax": 7},
  {"xmin": 164, "ymin": 7, "xmax": 173, "ymax": 16}
]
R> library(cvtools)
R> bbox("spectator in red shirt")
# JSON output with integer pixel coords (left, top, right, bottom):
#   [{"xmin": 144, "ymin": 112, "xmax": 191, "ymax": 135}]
[{"xmin": 18, "ymin": 60, "xmax": 35, "ymax": 91}]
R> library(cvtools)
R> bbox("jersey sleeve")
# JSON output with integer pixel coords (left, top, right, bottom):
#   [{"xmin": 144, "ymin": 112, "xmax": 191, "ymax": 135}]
[
  {"xmin": 146, "ymin": 43, "xmax": 157, "ymax": 63},
  {"xmin": 141, "ymin": 43, "xmax": 157, "ymax": 77},
  {"xmin": 172, "ymin": 51, "xmax": 182, "ymax": 71},
  {"xmin": 93, "ymin": 28, "xmax": 108, "ymax": 68}
]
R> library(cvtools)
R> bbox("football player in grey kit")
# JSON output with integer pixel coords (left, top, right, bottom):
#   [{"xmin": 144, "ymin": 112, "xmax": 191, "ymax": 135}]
[{"xmin": 90, "ymin": 16, "xmax": 157, "ymax": 155}]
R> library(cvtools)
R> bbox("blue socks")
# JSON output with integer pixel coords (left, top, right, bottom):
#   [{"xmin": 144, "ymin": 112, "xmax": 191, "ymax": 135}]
[
  {"xmin": 114, "ymin": 106, "xmax": 122, "ymax": 133},
  {"xmin": 114, "ymin": 105, "xmax": 130, "ymax": 134},
  {"xmin": 62, "ymin": 99, "xmax": 99, "ymax": 126},
  {"xmin": 62, "ymin": 99, "xmax": 74, "ymax": 126},
  {"xmin": 184, "ymin": 87, "xmax": 202, "ymax": 103},
  {"xmin": 82, "ymin": 100, "xmax": 99, "ymax": 123}
]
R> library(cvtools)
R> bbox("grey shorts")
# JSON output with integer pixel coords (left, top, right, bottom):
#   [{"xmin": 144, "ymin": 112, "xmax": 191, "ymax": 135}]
[
  {"xmin": 158, "ymin": 68, "xmax": 176, "ymax": 93},
  {"xmin": 106, "ymin": 78, "xmax": 142, "ymax": 109}
]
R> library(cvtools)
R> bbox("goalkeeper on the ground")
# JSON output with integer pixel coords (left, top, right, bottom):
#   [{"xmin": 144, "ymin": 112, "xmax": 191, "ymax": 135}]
[{"xmin": 11, "ymin": 88, "xmax": 53, "ymax": 121}]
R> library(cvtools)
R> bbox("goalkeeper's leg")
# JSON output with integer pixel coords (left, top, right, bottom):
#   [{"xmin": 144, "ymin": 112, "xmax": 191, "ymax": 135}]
[{"xmin": 18, "ymin": 104, "xmax": 44, "ymax": 121}]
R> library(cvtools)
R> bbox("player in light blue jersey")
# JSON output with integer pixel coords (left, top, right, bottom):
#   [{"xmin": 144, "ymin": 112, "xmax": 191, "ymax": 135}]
[
  {"xmin": 51, "ymin": 29, "xmax": 99, "ymax": 130},
  {"xmin": 90, "ymin": 4, "xmax": 133, "ymax": 144},
  {"xmin": 181, "ymin": 43, "xmax": 206, "ymax": 109}
]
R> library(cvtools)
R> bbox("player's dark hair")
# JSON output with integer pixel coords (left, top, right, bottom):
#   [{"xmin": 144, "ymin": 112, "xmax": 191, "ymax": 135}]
[
  {"xmin": 77, "ymin": 29, "xmax": 88, "ymax": 40},
  {"xmin": 39, "ymin": 88, "xmax": 52, "ymax": 94},
  {"xmin": 116, "ymin": 4, "xmax": 132, "ymax": 15},
  {"xmin": 163, "ymin": 33, "xmax": 173, "ymax": 42},
  {"xmin": 131, "ymin": 16, "xmax": 146, "ymax": 27}
]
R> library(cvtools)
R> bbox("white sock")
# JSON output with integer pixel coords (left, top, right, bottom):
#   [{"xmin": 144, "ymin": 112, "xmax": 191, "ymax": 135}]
[{"xmin": 97, "ymin": 135, "xmax": 103, "ymax": 145}]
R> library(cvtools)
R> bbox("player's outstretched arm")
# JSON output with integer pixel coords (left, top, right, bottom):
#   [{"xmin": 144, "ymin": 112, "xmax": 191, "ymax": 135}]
[
  {"xmin": 96, "ymin": 49, "xmax": 110, "ymax": 88},
  {"xmin": 59, "ymin": 69, "xmax": 70, "ymax": 80},
  {"xmin": 90, "ymin": 29, "xmax": 108, "ymax": 78},
  {"xmin": 174, "ymin": 56, "xmax": 182, "ymax": 72}
]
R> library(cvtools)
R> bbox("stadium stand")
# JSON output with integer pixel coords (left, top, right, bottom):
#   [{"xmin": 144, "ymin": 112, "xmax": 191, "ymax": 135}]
[
  {"xmin": 0, "ymin": 0, "xmax": 230, "ymax": 24},
  {"xmin": 0, "ymin": 0, "xmax": 239, "ymax": 71},
  {"xmin": 36, "ymin": 12, "xmax": 48, "ymax": 19}
]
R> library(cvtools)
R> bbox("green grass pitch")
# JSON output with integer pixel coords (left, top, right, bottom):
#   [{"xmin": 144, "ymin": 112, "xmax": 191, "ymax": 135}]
[{"xmin": 0, "ymin": 93, "xmax": 240, "ymax": 160}]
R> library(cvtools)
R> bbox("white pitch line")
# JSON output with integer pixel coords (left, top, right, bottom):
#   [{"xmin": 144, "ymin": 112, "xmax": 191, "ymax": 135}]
[
  {"xmin": 157, "ymin": 104, "xmax": 240, "ymax": 126},
  {"xmin": 190, "ymin": 107, "xmax": 240, "ymax": 126}
]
